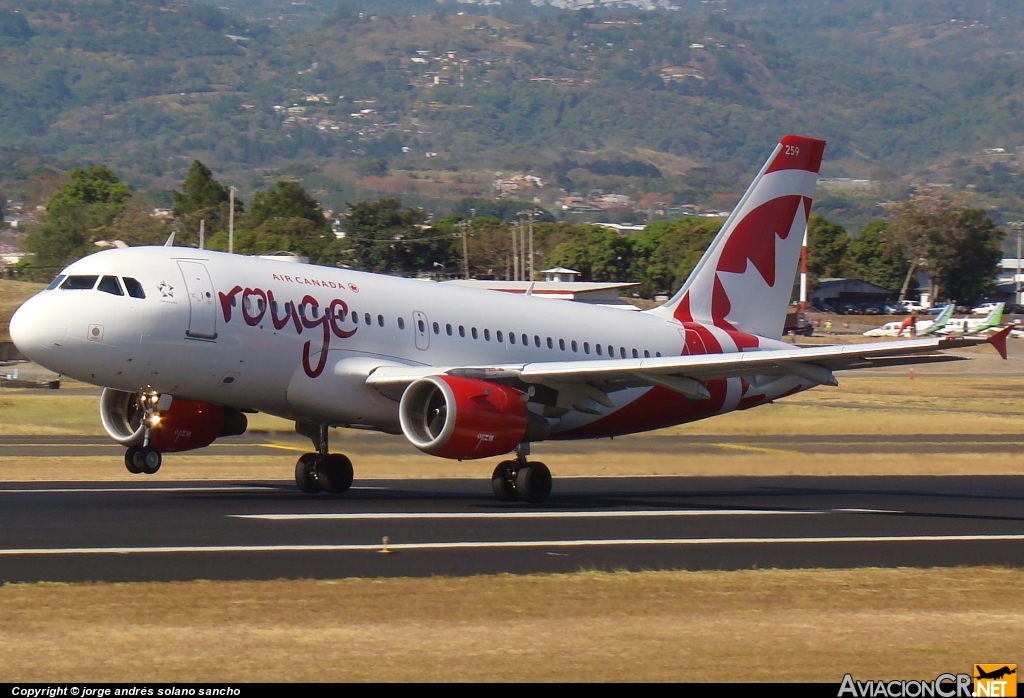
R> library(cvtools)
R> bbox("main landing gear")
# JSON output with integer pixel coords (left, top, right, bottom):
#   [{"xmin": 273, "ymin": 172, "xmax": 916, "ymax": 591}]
[
  {"xmin": 492, "ymin": 444, "xmax": 552, "ymax": 504},
  {"xmin": 294, "ymin": 423, "xmax": 354, "ymax": 495}
]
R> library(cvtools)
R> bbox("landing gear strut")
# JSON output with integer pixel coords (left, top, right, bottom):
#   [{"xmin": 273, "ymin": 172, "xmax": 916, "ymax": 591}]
[
  {"xmin": 122, "ymin": 393, "xmax": 164, "ymax": 475},
  {"xmin": 294, "ymin": 423, "xmax": 354, "ymax": 495},
  {"xmin": 491, "ymin": 444, "xmax": 551, "ymax": 503}
]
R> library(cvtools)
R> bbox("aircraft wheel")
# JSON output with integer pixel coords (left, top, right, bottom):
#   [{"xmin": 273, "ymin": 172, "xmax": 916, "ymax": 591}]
[
  {"xmin": 295, "ymin": 453, "xmax": 322, "ymax": 494},
  {"xmin": 515, "ymin": 462, "xmax": 552, "ymax": 504},
  {"xmin": 135, "ymin": 446, "xmax": 162, "ymax": 475},
  {"xmin": 316, "ymin": 453, "xmax": 354, "ymax": 494},
  {"xmin": 491, "ymin": 460, "xmax": 518, "ymax": 502},
  {"xmin": 124, "ymin": 446, "xmax": 143, "ymax": 474}
]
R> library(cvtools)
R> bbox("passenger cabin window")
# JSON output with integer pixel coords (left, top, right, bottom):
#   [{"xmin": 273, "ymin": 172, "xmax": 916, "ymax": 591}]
[
  {"xmin": 559, "ymin": 339, "xmax": 565, "ymax": 351},
  {"xmin": 377, "ymin": 314, "xmax": 384, "ymax": 327},
  {"xmin": 446, "ymin": 324, "xmax": 453, "ymax": 336},
  {"xmin": 509, "ymin": 332, "xmax": 516, "ymax": 345},
  {"xmin": 418, "ymin": 319, "xmax": 426, "ymax": 332},
  {"xmin": 534, "ymin": 335, "xmax": 540, "ymax": 348},
  {"xmin": 98, "ymin": 276, "xmax": 123, "ymax": 296},
  {"xmin": 364, "ymin": 313, "xmax": 371, "ymax": 325},
  {"xmin": 583, "ymin": 342, "xmax": 590, "ymax": 354},
  {"xmin": 596, "ymin": 344, "xmax": 603, "ymax": 356},
  {"xmin": 433, "ymin": 322, "xmax": 440, "ymax": 335},
  {"xmin": 571, "ymin": 340, "xmax": 578, "ymax": 353},
  {"xmin": 620, "ymin": 347, "xmax": 626, "ymax": 359},
  {"xmin": 496, "ymin": 330, "xmax": 503, "ymax": 343},
  {"xmin": 546, "ymin": 337, "xmax": 553, "ymax": 349},
  {"xmin": 608, "ymin": 345, "xmax": 614, "ymax": 357},
  {"xmin": 459, "ymin": 326, "xmax": 466, "ymax": 337},
  {"xmin": 46, "ymin": 275, "xmax": 66, "ymax": 290},
  {"xmin": 351, "ymin": 311, "xmax": 358, "ymax": 324},
  {"xmin": 61, "ymin": 275, "xmax": 99, "ymax": 290},
  {"xmin": 522, "ymin": 333, "xmax": 528, "ymax": 346},
  {"xmin": 398, "ymin": 317, "xmax": 405, "ymax": 330},
  {"xmin": 472, "ymin": 327, "xmax": 478, "ymax": 339},
  {"xmin": 484, "ymin": 329, "xmax": 491, "ymax": 341},
  {"xmin": 632, "ymin": 349, "xmax": 639, "ymax": 358}
]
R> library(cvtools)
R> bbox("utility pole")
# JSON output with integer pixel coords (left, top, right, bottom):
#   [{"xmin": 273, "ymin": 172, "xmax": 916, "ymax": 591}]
[
  {"xmin": 228, "ymin": 186, "xmax": 236, "ymax": 254},
  {"xmin": 528, "ymin": 209, "xmax": 536, "ymax": 280},
  {"xmin": 458, "ymin": 219, "xmax": 470, "ymax": 279},
  {"xmin": 511, "ymin": 221, "xmax": 519, "ymax": 281}
]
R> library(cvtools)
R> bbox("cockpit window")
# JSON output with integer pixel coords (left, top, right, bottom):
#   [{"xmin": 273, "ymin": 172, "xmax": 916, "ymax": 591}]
[
  {"xmin": 122, "ymin": 277, "xmax": 146, "ymax": 299},
  {"xmin": 61, "ymin": 275, "xmax": 99, "ymax": 290},
  {"xmin": 98, "ymin": 276, "xmax": 124, "ymax": 296},
  {"xmin": 46, "ymin": 275, "xmax": 66, "ymax": 290}
]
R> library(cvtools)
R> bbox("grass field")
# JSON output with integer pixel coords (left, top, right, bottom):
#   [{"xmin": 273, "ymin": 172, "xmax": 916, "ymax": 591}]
[{"xmin": 2, "ymin": 567, "xmax": 1019, "ymax": 682}]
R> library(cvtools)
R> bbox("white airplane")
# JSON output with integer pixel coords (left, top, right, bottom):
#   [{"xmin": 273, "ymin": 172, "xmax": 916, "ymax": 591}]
[
  {"xmin": 10, "ymin": 135, "xmax": 1009, "ymax": 503},
  {"xmin": 862, "ymin": 304, "xmax": 955, "ymax": 338},
  {"xmin": 936, "ymin": 302, "xmax": 1005, "ymax": 335}
]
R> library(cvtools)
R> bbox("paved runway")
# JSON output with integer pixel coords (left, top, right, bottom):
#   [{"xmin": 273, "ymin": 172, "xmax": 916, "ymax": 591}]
[
  {"xmin": 3, "ymin": 475, "xmax": 1024, "ymax": 582},
  {"xmin": 4, "ymin": 432, "xmax": 1024, "ymax": 457}
]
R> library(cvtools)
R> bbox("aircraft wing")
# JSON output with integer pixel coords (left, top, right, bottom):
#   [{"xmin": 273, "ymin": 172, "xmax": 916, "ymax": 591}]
[{"xmin": 367, "ymin": 328, "xmax": 1009, "ymax": 400}]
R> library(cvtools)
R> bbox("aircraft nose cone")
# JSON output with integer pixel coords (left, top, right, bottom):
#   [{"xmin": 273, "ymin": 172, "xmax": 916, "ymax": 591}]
[{"xmin": 9, "ymin": 297, "xmax": 66, "ymax": 364}]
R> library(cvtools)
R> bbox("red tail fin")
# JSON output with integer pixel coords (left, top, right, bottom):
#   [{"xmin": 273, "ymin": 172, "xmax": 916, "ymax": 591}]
[{"xmin": 988, "ymin": 325, "xmax": 1011, "ymax": 360}]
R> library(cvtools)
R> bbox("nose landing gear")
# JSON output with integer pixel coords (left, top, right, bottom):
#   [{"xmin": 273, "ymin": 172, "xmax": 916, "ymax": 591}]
[
  {"xmin": 124, "ymin": 445, "xmax": 162, "ymax": 475},
  {"xmin": 294, "ymin": 423, "xmax": 354, "ymax": 495},
  {"xmin": 491, "ymin": 444, "xmax": 551, "ymax": 503}
]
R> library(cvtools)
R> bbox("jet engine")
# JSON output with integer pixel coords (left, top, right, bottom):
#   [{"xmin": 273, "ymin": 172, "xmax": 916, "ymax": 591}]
[
  {"xmin": 399, "ymin": 375, "xmax": 549, "ymax": 460},
  {"xmin": 100, "ymin": 388, "xmax": 247, "ymax": 453}
]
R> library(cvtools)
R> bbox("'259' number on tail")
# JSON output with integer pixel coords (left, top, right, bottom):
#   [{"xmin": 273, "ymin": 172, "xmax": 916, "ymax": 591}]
[{"xmin": 785, "ymin": 144, "xmax": 801, "ymax": 156}]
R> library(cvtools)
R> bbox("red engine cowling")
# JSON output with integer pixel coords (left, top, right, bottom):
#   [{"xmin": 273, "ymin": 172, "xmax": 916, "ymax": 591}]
[
  {"xmin": 100, "ymin": 388, "xmax": 247, "ymax": 453},
  {"xmin": 399, "ymin": 375, "xmax": 543, "ymax": 460}
]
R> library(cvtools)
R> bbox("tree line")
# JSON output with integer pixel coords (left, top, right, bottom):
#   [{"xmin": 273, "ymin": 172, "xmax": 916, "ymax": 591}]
[{"xmin": 11, "ymin": 162, "xmax": 1005, "ymax": 305}]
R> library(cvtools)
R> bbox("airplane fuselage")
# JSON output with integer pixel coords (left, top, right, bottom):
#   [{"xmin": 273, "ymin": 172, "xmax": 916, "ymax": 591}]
[{"xmin": 13, "ymin": 246, "xmax": 806, "ymax": 440}]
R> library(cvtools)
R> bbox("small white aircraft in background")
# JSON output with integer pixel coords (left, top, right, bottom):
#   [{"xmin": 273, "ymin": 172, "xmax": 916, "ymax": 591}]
[
  {"xmin": 10, "ymin": 135, "xmax": 1009, "ymax": 503},
  {"xmin": 936, "ymin": 302, "xmax": 1005, "ymax": 335},
  {"xmin": 862, "ymin": 304, "xmax": 954, "ymax": 338}
]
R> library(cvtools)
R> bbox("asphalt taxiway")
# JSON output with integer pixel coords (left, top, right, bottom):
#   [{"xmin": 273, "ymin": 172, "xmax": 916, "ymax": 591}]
[{"xmin": 3, "ymin": 475, "xmax": 1024, "ymax": 582}]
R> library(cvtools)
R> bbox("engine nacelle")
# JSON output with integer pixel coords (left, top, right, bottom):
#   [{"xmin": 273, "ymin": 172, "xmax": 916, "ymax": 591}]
[
  {"xmin": 399, "ymin": 375, "xmax": 548, "ymax": 460},
  {"xmin": 100, "ymin": 388, "xmax": 247, "ymax": 453}
]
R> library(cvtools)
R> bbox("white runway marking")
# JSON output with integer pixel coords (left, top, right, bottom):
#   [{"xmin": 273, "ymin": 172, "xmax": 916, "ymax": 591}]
[
  {"xmin": 229, "ymin": 508, "xmax": 901, "ymax": 521},
  {"xmin": 0, "ymin": 485, "xmax": 390, "ymax": 494},
  {"xmin": 3, "ymin": 533, "xmax": 1021, "ymax": 556}
]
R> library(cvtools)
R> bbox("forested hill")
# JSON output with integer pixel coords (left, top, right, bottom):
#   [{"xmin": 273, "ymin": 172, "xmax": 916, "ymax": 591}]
[{"xmin": 2, "ymin": 0, "xmax": 1023, "ymax": 221}]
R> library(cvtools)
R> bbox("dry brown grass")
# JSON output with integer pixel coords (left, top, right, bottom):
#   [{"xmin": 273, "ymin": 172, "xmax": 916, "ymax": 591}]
[{"xmin": 1, "ymin": 567, "xmax": 1019, "ymax": 682}]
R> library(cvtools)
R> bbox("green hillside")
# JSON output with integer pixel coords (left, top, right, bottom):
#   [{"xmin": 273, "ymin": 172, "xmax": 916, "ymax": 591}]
[{"xmin": 1, "ymin": 0, "xmax": 1023, "ymax": 226}]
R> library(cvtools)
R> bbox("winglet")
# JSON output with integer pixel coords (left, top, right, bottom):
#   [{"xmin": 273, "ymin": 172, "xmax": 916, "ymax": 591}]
[
  {"xmin": 525, "ymin": 282, "xmax": 535, "ymax": 297},
  {"xmin": 164, "ymin": 231, "xmax": 176, "ymax": 247},
  {"xmin": 988, "ymin": 325, "xmax": 1011, "ymax": 360}
]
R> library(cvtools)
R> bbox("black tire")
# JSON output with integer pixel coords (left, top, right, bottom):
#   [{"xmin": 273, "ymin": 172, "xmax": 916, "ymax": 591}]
[
  {"xmin": 124, "ymin": 446, "xmax": 143, "ymax": 474},
  {"xmin": 316, "ymin": 453, "xmax": 354, "ymax": 494},
  {"xmin": 135, "ymin": 446, "xmax": 162, "ymax": 475},
  {"xmin": 491, "ymin": 460, "xmax": 518, "ymax": 502},
  {"xmin": 295, "ymin": 453, "xmax": 321, "ymax": 494},
  {"xmin": 515, "ymin": 462, "xmax": 552, "ymax": 504}
]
